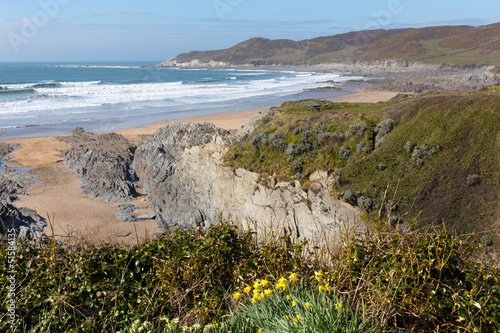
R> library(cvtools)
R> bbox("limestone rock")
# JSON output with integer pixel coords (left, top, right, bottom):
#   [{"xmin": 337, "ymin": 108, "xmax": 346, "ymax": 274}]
[{"xmin": 135, "ymin": 122, "xmax": 365, "ymax": 245}]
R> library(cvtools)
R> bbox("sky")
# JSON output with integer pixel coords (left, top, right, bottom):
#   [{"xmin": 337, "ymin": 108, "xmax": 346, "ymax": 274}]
[{"xmin": 0, "ymin": 0, "xmax": 498, "ymax": 62}]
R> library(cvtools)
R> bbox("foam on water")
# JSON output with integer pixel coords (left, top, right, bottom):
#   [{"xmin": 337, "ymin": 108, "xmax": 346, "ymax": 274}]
[{"xmin": 0, "ymin": 62, "xmax": 364, "ymax": 134}]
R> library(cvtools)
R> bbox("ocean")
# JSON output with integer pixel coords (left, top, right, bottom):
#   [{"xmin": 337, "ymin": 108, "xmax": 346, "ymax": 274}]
[{"xmin": 0, "ymin": 61, "xmax": 361, "ymax": 139}]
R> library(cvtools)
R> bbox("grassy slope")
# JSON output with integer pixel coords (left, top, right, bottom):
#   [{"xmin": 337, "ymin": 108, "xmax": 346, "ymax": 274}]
[{"xmin": 225, "ymin": 89, "xmax": 500, "ymax": 243}]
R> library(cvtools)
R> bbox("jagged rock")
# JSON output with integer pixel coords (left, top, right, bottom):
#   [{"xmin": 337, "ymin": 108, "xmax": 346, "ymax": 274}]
[
  {"xmin": 0, "ymin": 143, "xmax": 12, "ymax": 158},
  {"xmin": 0, "ymin": 199, "xmax": 46, "ymax": 239},
  {"xmin": 135, "ymin": 122, "xmax": 365, "ymax": 245},
  {"xmin": 57, "ymin": 129, "xmax": 136, "ymax": 202},
  {"xmin": 115, "ymin": 211, "xmax": 136, "ymax": 222},
  {"xmin": 115, "ymin": 232, "xmax": 131, "ymax": 237},
  {"xmin": 0, "ymin": 169, "xmax": 33, "ymax": 203},
  {"xmin": 117, "ymin": 203, "xmax": 135, "ymax": 213}
]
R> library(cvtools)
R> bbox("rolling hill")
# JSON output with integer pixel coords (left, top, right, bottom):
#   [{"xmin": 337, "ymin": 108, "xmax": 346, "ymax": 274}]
[{"xmin": 160, "ymin": 23, "xmax": 500, "ymax": 66}]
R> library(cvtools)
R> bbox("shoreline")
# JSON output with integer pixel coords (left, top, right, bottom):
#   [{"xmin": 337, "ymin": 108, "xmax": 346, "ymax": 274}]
[{"xmin": 2, "ymin": 90, "xmax": 402, "ymax": 245}]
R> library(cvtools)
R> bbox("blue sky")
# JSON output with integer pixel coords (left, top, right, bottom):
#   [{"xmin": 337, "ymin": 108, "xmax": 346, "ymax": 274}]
[{"xmin": 0, "ymin": 0, "xmax": 498, "ymax": 62}]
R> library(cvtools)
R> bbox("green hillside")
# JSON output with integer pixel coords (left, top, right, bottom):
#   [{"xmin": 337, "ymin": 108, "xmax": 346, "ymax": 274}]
[
  {"xmin": 167, "ymin": 23, "xmax": 500, "ymax": 65},
  {"xmin": 225, "ymin": 88, "xmax": 500, "ymax": 244}
]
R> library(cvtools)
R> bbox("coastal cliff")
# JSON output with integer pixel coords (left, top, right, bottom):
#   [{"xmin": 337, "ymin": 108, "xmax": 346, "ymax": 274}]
[{"xmin": 135, "ymin": 122, "xmax": 364, "ymax": 243}]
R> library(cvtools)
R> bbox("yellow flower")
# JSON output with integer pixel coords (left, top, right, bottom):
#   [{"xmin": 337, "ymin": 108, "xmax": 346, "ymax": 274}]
[
  {"xmin": 252, "ymin": 293, "xmax": 262, "ymax": 302},
  {"xmin": 232, "ymin": 292, "xmax": 242, "ymax": 300},
  {"xmin": 286, "ymin": 295, "xmax": 292, "ymax": 300},
  {"xmin": 251, "ymin": 298, "xmax": 257, "ymax": 304},
  {"xmin": 285, "ymin": 315, "xmax": 291, "ymax": 321},
  {"xmin": 253, "ymin": 282, "xmax": 261, "ymax": 291},
  {"xmin": 289, "ymin": 273, "xmax": 299, "ymax": 281},
  {"xmin": 335, "ymin": 303, "xmax": 342, "ymax": 309},
  {"xmin": 318, "ymin": 285, "xmax": 325, "ymax": 292},
  {"xmin": 244, "ymin": 285, "xmax": 252, "ymax": 293},
  {"xmin": 264, "ymin": 289, "xmax": 273, "ymax": 298},
  {"xmin": 314, "ymin": 271, "xmax": 324, "ymax": 281},
  {"xmin": 291, "ymin": 301, "xmax": 297, "ymax": 307},
  {"xmin": 305, "ymin": 302, "xmax": 312, "ymax": 309},
  {"xmin": 296, "ymin": 314, "xmax": 301, "ymax": 321},
  {"xmin": 324, "ymin": 283, "xmax": 331, "ymax": 292},
  {"xmin": 256, "ymin": 329, "xmax": 263, "ymax": 333},
  {"xmin": 279, "ymin": 276, "xmax": 287, "ymax": 284},
  {"xmin": 260, "ymin": 279, "xmax": 269, "ymax": 287}
]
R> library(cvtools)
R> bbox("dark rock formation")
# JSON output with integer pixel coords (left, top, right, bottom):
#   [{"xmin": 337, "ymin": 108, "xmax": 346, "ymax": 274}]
[
  {"xmin": 0, "ymin": 199, "xmax": 46, "ymax": 239},
  {"xmin": 0, "ymin": 148, "xmax": 46, "ymax": 239},
  {"xmin": 134, "ymin": 122, "xmax": 235, "ymax": 229},
  {"xmin": 57, "ymin": 128, "xmax": 137, "ymax": 202},
  {"xmin": 0, "ymin": 143, "xmax": 12, "ymax": 158}
]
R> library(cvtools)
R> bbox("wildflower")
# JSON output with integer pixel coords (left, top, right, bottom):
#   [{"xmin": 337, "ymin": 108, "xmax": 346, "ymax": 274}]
[
  {"xmin": 276, "ymin": 277, "xmax": 288, "ymax": 290},
  {"xmin": 257, "ymin": 329, "xmax": 264, "ymax": 333},
  {"xmin": 260, "ymin": 279, "xmax": 269, "ymax": 287},
  {"xmin": 314, "ymin": 271, "xmax": 324, "ymax": 281},
  {"xmin": 252, "ymin": 293, "xmax": 262, "ymax": 303},
  {"xmin": 318, "ymin": 285, "xmax": 325, "ymax": 292},
  {"xmin": 253, "ymin": 282, "xmax": 261, "ymax": 292},
  {"xmin": 335, "ymin": 303, "xmax": 342, "ymax": 309},
  {"xmin": 244, "ymin": 285, "xmax": 252, "ymax": 293},
  {"xmin": 233, "ymin": 292, "xmax": 242, "ymax": 300},
  {"xmin": 289, "ymin": 273, "xmax": 299, "ymax": 281},
  {"xmin": 291, "ymin": 301, "xmax": 297, "ymax": 307},
  {"xmin": 324, "ymin": 282, "xmax": 331, "ymax": 292},
  {"xmin": 264, "ymin": 289, "xmax": 273, "ymax": 298},
  {"xmin": 296, "ymin": 314, "xmax": 301, "ymax": 321},
  {"xmin": 305, "ymin": 302, "xmax": 312, "ymax": 309},
  {"xmin": 286, "ymin": 295, "xmax": 292, "ymax": 300}
]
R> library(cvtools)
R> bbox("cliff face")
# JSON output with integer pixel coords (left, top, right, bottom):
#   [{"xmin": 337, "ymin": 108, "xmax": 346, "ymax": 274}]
[{"xmin": 135, "ymin": 122, "xmax": 364, "ymax": 244}]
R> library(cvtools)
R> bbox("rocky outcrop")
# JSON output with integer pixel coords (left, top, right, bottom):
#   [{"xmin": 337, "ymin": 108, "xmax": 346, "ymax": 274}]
[
  {"xmin": 0, "ymin": 199, "xmax": 46, "ymax": 239},
  {"xmin": 0, "ymin": 143, "xmax": 12, "ymax": 158},
  {"xmin": 0, "ymin": 148, "xmax": 46, "ymax": 239},
  {"xmin": 57, "ymin": 128, "xmax": 137, "ymax": 202},
  {"xmin": 135, "ymin": 122, "xmax": 365, "ymax": 244}
]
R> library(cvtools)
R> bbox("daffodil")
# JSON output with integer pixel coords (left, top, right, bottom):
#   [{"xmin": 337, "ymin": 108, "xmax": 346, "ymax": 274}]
[
  {"xmin": 318, "ymin": 285, "xmax": 325, "ymax": 292},
  {"xmin": 260, "ymin": 279, "xmax": 269, "ymax": 287},
  {"xmin": 232, "ymin": 292, "xmax": 242, "ymax": 300},
  {"xmin": 289, "ymin": 273, "xmax": 299, "ymax": 281},
  {"xmin": 286, "ymin": 295, "xmax": 292, "ymax": 300},
  {"xmin": 291, "ymin": 301, "xmax": 297, "ymax": 307},
  {"xmin": 296, "ymin": 314, "xmax": 301, "ymax": 321},
  {"xmin": 324, "ymin": 282, "xmax": 331, "ymax": 292},
  {"xmin": 257, "ymin": 329, "xmax": 264, "ymax": 333},
  {"xmin": 264, "ymin": 289, "xmax": 273, "ymax": 298},
  {"xmin": 305, "ymin": 302, "xmax": 312, "ymax": 309},
  {"xmin": 335, "ymin": 303, "xmax": 342, "ymax": 309},
  {"xmin": 244, "ymin": 285, "xmax": 252, "ymax": 293},
  {"xmin": 314, "ymin": 271, "xmax": 324, "ymax": 281},
  {"xmin": 253, "ymin": 282, "xmax": 261, "ymax": 291}
]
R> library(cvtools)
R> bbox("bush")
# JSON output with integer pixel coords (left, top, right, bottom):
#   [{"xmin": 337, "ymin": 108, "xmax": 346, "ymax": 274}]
[
  {"xmin": 357, "ymin": 196, "xmax": 373, "ymax": 212},
  {"xmin": 317, "ymin": 132, "xmax": 345, "ymax": 146},
  {"xmin": 291, "ymin": 158, "xmax": 304, "ymax": 174},
  {"xmin": 338, "ymin": 146, "xmax": 351, "ymax": 160},
  {"xmin": 286, "ymin": 143, "xmax": 298, "ymax": 161},
  {"xmin": 374, "ymin": 119, "xmax": 396, "ymax": 148},
  {"xmin": 268, "ymin": 133, "xmax": 287, "ymax": 151},
  {"xmin": 348, "ymin": 123, "xmax": 367, "ymax": 137}
]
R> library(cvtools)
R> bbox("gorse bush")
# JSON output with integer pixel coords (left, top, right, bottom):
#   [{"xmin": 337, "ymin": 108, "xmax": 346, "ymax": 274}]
[{"xmin": 1, "ymin": 224, "xmax": 499, "ymax": 332}]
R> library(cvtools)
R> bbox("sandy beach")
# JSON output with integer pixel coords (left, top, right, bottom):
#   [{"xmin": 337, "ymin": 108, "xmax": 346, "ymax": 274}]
[{"xmin": 2, "ymin": 90, "xmax": 401, "ymax": 245}]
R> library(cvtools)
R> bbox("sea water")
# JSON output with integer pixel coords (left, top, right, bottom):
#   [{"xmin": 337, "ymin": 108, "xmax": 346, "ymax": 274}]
[{"xmin": 0, "ymin": 61, "xmax": 361, "ymax": 139}]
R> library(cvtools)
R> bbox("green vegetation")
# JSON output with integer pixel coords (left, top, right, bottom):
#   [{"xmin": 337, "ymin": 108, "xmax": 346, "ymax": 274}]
[
  {"xmin": 2, "ymin": 224, "xmax": 499, "ymax": 332},
  {"xmin": 225, "ymin": 90, "xmax": 500, "ymax": 245}
]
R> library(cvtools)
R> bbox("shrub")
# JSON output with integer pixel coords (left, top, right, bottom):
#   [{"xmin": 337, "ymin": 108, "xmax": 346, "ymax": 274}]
[
  {"xmin": 404, "ymin": 141, "xmax": 413, "ymax": 152},
  {"xmin": 286, "ymin": 143, "xmax": 298, "ymax": 161},
  {"xmin": 357, "ymin": 196, "xmax": 373, "ymax": 212},
  {"xmin": 317, "ymin": 132, "xmax": 345, "ymax": 146},
  {"xmin": 268, "ymin": 133, "xmax": 287, "ymax": 151},
  {"xmin": 374, "ymin": 119, "xmax": 396, "ymax": 148},
  {"xmin": 338, "ymin": 146, "xmax": 351, "ymax": 160},
  {"xmin": 342, "ymin": 189, "xmax": 357, "ymax": 204},
  {"xmin": 348, "ymin": 123, "xmax": 367, "ymax": 137},
  {"xmin": 291, "ymin": 158, "xmax": 304, "ymax": 174}
]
